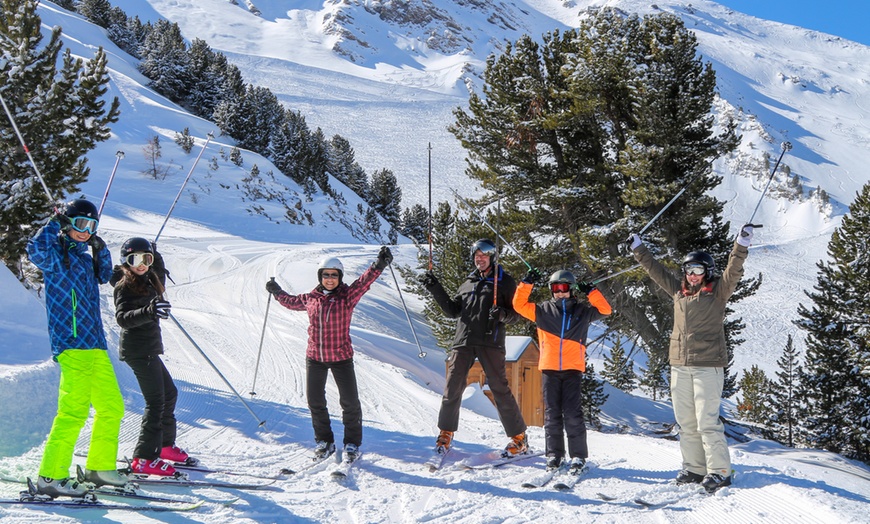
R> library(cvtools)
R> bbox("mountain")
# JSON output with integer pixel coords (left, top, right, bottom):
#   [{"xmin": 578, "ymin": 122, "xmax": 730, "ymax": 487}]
[{"xmin": 1, "ymin": 0, "xmax": 870, "ymax": 522}]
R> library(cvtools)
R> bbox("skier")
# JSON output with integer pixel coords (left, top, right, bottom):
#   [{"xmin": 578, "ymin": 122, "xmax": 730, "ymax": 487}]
[
  {"xmin": 265, "ymin": 246, "xmax": 393, "ymax": 464},
  {"xmin": 420, "ymin": 239, "xmax": 527, "ymax": 458},
  {"xmin": 26, "ymin": 199, "xmax": 129, "ymax": 497},
  {"xmin": 628, "ymin": 225, "xmax": 753, "ymax": 493},
  {"xmin": 110, "ymin": 237, "xmax": 189, "ymax": 477},
  {"xmin": 512, "ymin": 269, "xmax": 612, "ymax": 473}
]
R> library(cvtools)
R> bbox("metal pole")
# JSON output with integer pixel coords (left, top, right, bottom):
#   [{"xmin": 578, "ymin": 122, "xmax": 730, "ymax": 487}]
[
  {"xmin": 590, "ymin": 263, "xmax": 642, "ymax": 285},
  {"xmin": 250, "ymin": 278, "xmax": 275, "ymax": 395},
  {"xmin": 387, "ymin": 264, "xmax": 427, "ymax": 359},
  {"xmin": 0, "ymin": 91, "xmax": 55, "ymax": 203},
  {"xmin": 428, "ymin": 142, "xmax": 433, "ymax": 271},
  {"xmin": 747, "ymin": 141, "xmax": 793, "ymax": 225},
  {"xmin": 154, "ymin": 132, "xmax": 214, "ymax": 243},
  {"xmin": 167, "ymin": 312, "xmax": 267, "ymax": 428},
  {"xmin": 449, "ymin": 187, "xmax": 532, "ymax": 269},
  {"xmin": 98, "ymin": 151, "xmax": 125, "ymax": 217}
]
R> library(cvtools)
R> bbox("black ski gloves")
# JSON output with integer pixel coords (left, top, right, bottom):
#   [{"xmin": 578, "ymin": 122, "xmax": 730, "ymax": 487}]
[
  {"xmin": 266, "ymin": 280, "xmax": 283, "ymax": 296},
  {"xmin": 374, "ymin": 246, "xmax": 393, "ymax": 270},
  {"xmin": 147, "ymin": 297, "xmax": 172, "ymax": 319},
  {"xmin": 577, "ymin": 281, "xmax": 595, "ymax": 295},
  {"xmin": 419, "ymin": 270, "xmax": 438, "ymax": 289},
  {"xmin": 87, "ymin": 234, "xmax": 106, "ymax": 251},
  {"xmin": 53, "ymin": 211, "xmax": 73, "ymax": 232},
  {"xmin": 522, "ymin": 267, "xmax": 543, "ymax": 285}
]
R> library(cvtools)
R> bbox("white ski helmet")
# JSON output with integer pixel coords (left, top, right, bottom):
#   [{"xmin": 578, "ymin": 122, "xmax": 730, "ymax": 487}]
[{"xmin": 317, "ymin": 256, "xmax": 344, "ymax": 282}]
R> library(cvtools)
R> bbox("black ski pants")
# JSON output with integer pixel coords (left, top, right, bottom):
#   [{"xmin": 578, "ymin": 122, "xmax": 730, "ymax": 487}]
[
  {"xmin": 438, "ymin": 345, "xmax": 526, "ymax": 437},
  {"xmin": 542, "ymin": 369, "xmax": 587, "ymax": 460},
  {"xmin": 125, "ymin": 355, "xmax": 178, "ymax": 460},
  {"xmin": 306, "ymin": 357, "xmax": 362, "ymax": 447}
]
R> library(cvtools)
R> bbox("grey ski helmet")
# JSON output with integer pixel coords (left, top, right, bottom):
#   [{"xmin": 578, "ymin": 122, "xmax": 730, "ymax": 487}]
[
  {"xmin": 317, "ymin": 256, "xmax": 344, "ymax": 283},
  {"xmin": 470, "ymin": 239, "xmax": 498, "ymax": 265},
  {"xmin": 548, "ymin": 270, "xmax": 576, "ymax": 294},
  {"xmin": 682, "ymin": 251, "xmax": 715, "ymax": 280}
]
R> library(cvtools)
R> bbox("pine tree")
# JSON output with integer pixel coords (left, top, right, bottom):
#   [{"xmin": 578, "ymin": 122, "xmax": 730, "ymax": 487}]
[
  {"xmin": 77, "ymin": 0, "xmax": 113, "ymax": 28},
  {"xmin": 327, "ymin": 134, "xmax": 368, "ymax": 199},
  {"xmin": 601, "ymin": 337, "xmax": 637, "ymax": 392},
  {"xmin": 138, "ymin": 19, "xmax": 190, "ymax": 103},
  {"xmin": 400, "ymin": 204, "xmax": 429, "ymax": 244},
  {"xmin": 736, "ymin": 365, "xmax": 771, "ymax": 425},
  {"xmin": 639, "ymin": 349, "xmax": 670, "ymax": 401},
  {"xmin": 369, "ymin": 168, "xmax": 402, "ymax": 228},
  {"xmin": 0, "ymin": 0, "xmax": 119, "ymax": 276},
  {"xmin": 796, "ymin": 182, "xmax": 870, "ymax": 462},
  {"xmin": 768, "ymin": 334, "xmax": 802, "ymax": 447},
  {"xmin": 448, "ymin": 9, "xmax": 751, "ymax": 385},
  {"xmin": 580, "ymin": 363, "xmax": 609, "ymax": 429}
]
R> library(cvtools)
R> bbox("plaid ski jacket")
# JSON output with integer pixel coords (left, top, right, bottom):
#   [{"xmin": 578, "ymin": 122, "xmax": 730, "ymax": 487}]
[
  {"xmin": 27, "ymin": 219, "xmax": 112, "ymax": 359},
  {"xmin": 274, "ymin": 265, "xmax": 382, "ymax": 362}
]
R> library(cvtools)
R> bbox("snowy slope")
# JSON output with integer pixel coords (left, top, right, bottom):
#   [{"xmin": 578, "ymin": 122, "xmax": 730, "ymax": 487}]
[{"xmin": 1, "ymin": 0, "xmax": 870, "ymax": 522}]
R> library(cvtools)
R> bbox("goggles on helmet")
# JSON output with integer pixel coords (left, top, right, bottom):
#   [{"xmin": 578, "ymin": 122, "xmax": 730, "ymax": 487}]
[
  {"xmin": 125, "ymin": 252, "xmax": 154, "ymax": 267},
  {"xmin": 550, "ymin": 282, "xmax": 572, "ymax": 293},
  {"xmin": 683, "ymin": 264, "xmax": 706, "ymax": 276},
  {"xmin": 71, "ymin": 216, "xmax": 99, "ymax": 234}
]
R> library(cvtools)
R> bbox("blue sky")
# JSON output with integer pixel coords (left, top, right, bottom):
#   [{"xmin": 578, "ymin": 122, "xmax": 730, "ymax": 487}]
[{"xmin": 717, "ymin": 1, "xmax": 870, "ymax": 46}]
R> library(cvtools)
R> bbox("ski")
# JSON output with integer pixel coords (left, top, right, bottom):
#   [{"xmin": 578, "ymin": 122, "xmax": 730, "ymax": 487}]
[
  {"xmin": 521, "ymin": 465, "xmax": 563, "ymax": 488},
  {"xmin": 330, "ymin": 452, "xmax": 362, "ymax": 480},
  {"xmin": 0, "ymin": 498, "xmax": 204, "ymax": 512},
  {"xmin": 424, "ymin": 448, "xmax": 451, "ymax": 472},
  {"xmin": 171, "ymin": 462, "xmax": 282, "ymax": 480},
  {"xmin": 458, "ymin": 450, "xmax": 543, "ymax": 470},
  {"xmin": 129, "ymin": 475, "xmax": 278, "ymax": 491},
  {"xmin": 552, "ymin": 461, "xmax": 591, "ymax": 490},
  {"xmin": 280, "ymin": 448, "xmax": 338, "ymax": 475},
  {"xmin": 90, "ymin": 487, "xmax": 195, "ymax": 504}
]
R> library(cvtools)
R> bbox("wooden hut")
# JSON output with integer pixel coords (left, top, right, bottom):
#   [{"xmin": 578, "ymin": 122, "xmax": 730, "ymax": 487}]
[{"xmin": 453, "ymin": 336, "xmax": 544, "ymax": 427}]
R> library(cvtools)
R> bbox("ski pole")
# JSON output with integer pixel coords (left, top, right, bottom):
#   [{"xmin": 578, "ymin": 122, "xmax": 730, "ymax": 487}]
[
  {"xmin": 167, "ymin": 312, "xmax": 267, "ymax": 428},
  {"xmin": 427, "ymin": 142, "xmax": 433, "ymax": 271},
  {"xmin": 154, "ymin": 132, "xmax": 214, "ymax": 243},
  {"xmin": 98, "ymin": 150, "xmax": 125, "ymax": 217},
  {"xmin": 449, "ymin": 187, "xmax": 532, "ymax": 269},
  {"xmin": 589, "ymin": 263, "xmax": 642, "ymax": 285},
  {"xmin": 746, "ymin": 141, "xmax": 793, "ymax": 226},
  {"xmin": 637, "ymin": 164, "xmax": 709, "ymax": 236},
  {"xmin": 0, "ymin": 91, "xmax": 55, "ymax": 204},
  {"xmin": 387, "ymin": 264, "xmax": 427, "ymax": 359},
  {"xmin": 250, "ymin": 278, "xmax": 275, "ymax": 395}
]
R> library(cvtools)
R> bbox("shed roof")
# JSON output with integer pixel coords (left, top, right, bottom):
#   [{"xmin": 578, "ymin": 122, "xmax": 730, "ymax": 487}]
[{"xmin": 504, "ymin": 336, "xmax": 536, "ymax": 362}]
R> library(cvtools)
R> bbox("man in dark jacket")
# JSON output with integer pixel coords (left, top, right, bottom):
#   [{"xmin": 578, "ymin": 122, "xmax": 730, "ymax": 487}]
[{"xmin": 421, "ymin": 239, "xmax": 527, "ymax": 458}]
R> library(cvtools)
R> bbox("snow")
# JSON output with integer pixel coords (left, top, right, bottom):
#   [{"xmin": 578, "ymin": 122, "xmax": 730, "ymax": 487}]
[{"xmin": 2, "ymin": 0, "xmax": 870, "ymax": 522}]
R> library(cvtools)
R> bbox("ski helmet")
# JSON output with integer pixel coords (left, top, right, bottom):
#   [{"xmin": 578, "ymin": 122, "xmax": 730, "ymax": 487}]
[
  {"xmin": 682, "ymin": 251, "xmax": 715, "ymax": 280},
  {"xmin": 548, "ymin": 270, "xmax": 576, "ymax": 294},
  {"xmin": 470, "ymin": 239, "xmax": 498, "ymax": 265},
  {"xmin": 120, "ymin": 237, "xmax": 153, "ymax": 261},
  {"xmin": 317, "ymin": 256, "xmax": 344, "ymax": 283},
  {"xmin": 63, "ymin": 198, "xmax": 98, "ymax": 220}
]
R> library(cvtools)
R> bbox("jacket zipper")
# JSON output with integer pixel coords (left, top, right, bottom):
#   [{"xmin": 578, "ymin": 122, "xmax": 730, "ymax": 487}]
[{"xmin": 71, "ymin": 289, "xmax": 78, "ymax": 339}]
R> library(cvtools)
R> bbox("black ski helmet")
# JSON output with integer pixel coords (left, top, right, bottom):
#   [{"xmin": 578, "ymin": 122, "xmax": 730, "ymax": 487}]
[
  {"xmin": 682, "ymin": 251, "xmax": 716, "ymax": 280},
  {"xmin": 470, "ymin": 239, "xmax": 498, "ymax": 265},
  {"xmin": 120, "ymin": 237, "xmax": 153, "ymax": 261},
  {"xmin": 63, "ymin": 198, "xmax": 98, "ymax": 220}
]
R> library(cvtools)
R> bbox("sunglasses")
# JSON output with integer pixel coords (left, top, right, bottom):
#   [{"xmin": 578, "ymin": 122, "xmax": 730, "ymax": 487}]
[
  {"xmin": 551, "ymin": 282, "xmax": 572, "ymax": 293},
  {"xmin": 70, "ymin": 216, "xmax": 98, "ymax": 234},
  {"xmin": 321, "ymin": 272, "xmax": 340, "ymax": 279},
  {"xmin": 125, "ymin": 252, "xmax": 154, "ymax": 267},
  {"xmin": 683, "ymin": 265, "xmax": 706, "ymax": 276}
]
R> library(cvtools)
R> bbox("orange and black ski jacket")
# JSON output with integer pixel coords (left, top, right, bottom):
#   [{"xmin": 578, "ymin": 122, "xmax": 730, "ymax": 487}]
[{"xmin": 513, "ymin": 282, "xmax": 612, "ymax": 371}]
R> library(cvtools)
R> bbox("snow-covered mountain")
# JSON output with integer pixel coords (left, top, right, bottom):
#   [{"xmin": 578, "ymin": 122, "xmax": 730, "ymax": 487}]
[{"xmin": 1, "ymin": 0, "xmax": 870, "ymax": 521}]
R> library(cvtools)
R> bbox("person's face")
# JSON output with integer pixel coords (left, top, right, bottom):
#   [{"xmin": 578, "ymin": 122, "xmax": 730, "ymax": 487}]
[
  {"xmin": 68, "ymin": 229, "xmax": 91, "ymax": 243},
  {"xmin": 129, "ymin": 261, "xmax": 150, "ymax": 276},
  {"xmin": 683, "ymin": 264, "xmax": 706, "ymax": 285},
  {"xmin": 320, "ymin": 270, "xmax": 341, "ymax": 291},
  {"xmin": 473, "ymin": 250, "xmax": 492, "ymax": 273}
]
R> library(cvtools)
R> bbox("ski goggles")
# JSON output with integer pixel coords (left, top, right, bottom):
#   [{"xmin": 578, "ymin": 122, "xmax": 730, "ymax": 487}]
[
  {"xmin": 125, "ymin": 252, "xmax": 154, "ymax": 267},
  {"xmin": 683, "ymin": 264, "xmax": 706, "ymax": 276},
  {"xmin": 321, "ymin": 271, "xmax": 340, "ymax": 280},
  {"xmin": 550, "ymin": 282, "xmax": 572, "ymax": 293},
  {"xmin": 70, "ymin": 216, "xmax": 99, "ymax": 234}
]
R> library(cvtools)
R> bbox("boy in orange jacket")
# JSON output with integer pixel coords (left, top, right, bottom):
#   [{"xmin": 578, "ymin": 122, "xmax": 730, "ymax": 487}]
[{"xmin": 513, "ymin": 269, "xmax": 611, "ymax": 472}]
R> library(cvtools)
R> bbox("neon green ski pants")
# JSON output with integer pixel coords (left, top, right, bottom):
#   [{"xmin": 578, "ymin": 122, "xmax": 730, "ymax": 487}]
[{"xmin": 38, "ymin": 349, "xmax": 124, "ymax": 479}]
